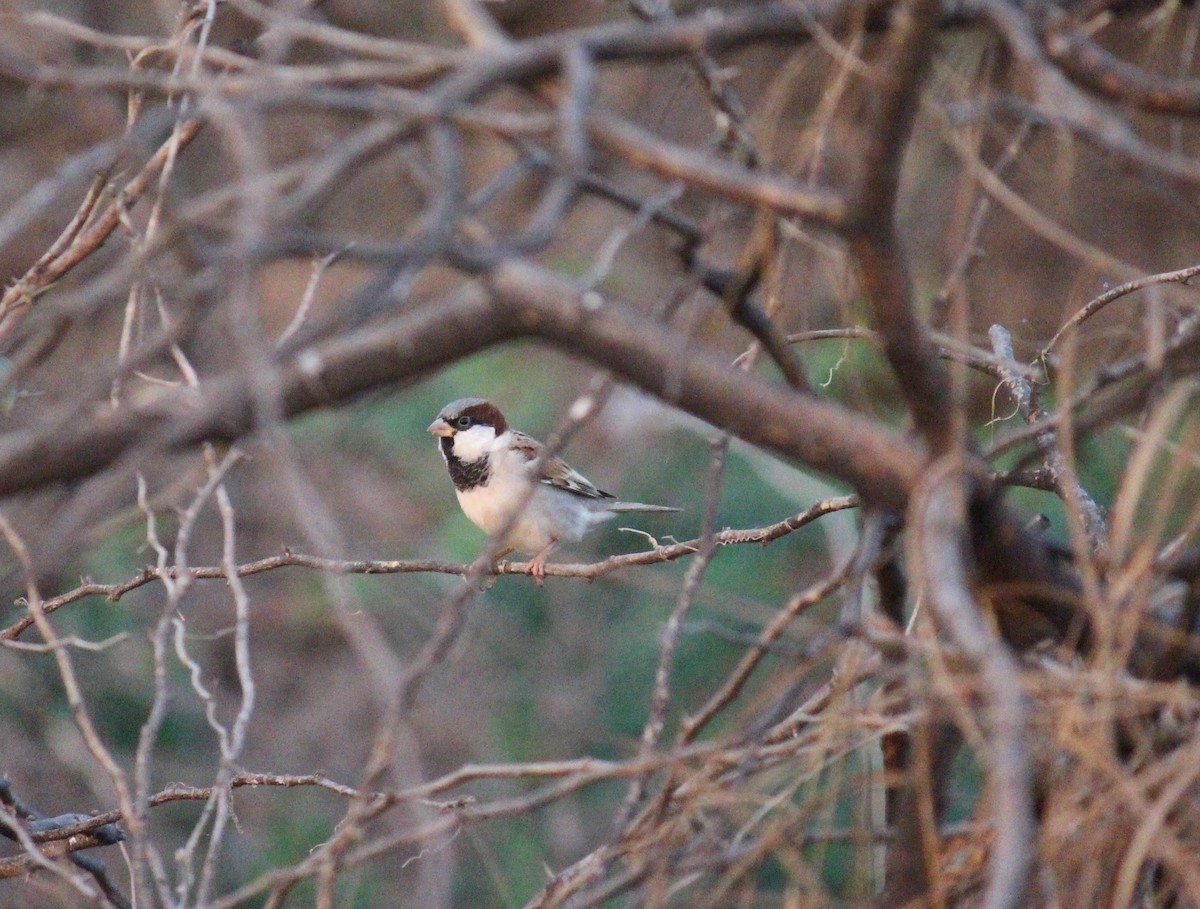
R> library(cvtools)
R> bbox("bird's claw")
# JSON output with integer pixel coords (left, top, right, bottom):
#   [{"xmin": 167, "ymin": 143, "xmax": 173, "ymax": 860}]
[
  {"xmin": 529, "ymin": 557, "xmax": 547, "ymax": 587},
  {"xmin": 528, "ymin": 546, "xmax": 554, "ymax": 587}
]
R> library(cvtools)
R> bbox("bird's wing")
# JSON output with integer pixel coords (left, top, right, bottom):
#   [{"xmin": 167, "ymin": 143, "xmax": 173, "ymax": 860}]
[{"xmin": 509, "ymin": 431, "xmax": 615, "ymax": 501}]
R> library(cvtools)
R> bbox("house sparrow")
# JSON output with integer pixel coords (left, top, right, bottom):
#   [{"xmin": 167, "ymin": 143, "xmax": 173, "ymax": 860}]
[{"xmin": 428, "ymin": 398, "xmax": 680, "ymax": 581}]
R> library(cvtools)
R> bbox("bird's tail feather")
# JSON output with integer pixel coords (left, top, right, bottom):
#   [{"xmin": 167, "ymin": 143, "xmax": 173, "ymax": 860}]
[{"xmin": 606, "ymin": 502, "xmax": 681, "ymax": 514}]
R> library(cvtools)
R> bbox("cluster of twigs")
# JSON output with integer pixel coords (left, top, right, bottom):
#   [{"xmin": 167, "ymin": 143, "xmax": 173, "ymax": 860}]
[{"xmin": 1, "ymin": 0, "xmax": 1200, "ymax": 907}]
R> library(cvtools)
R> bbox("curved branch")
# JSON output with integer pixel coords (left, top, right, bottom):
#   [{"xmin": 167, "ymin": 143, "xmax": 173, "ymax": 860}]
[
  {"xmin": 485, "ymin": 260, "xmax": 923, "ymax": 507},
  {"xmin": 846, "ymin": 0, "xmax": 955, "ymax": 453},
  {"xmin": 1042, "ymin": 262, "xmax": 1200, "ymax": 356},
  {"xmin": 1040, "ymin": 8, "xmax": 1200, "ymax": 115},
  {"xmin": 912, "ymin": 459, "xmax": 1035, "ymax": 909},
  {"xmin": 0, "ymin": 274, "xmax": 923, "ymax": 508}
]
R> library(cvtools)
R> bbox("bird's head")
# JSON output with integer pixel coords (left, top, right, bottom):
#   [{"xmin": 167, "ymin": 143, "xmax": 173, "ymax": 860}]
[{"xmin": 427, "ymin": 398, "xmax": 508, "ymax": 461}]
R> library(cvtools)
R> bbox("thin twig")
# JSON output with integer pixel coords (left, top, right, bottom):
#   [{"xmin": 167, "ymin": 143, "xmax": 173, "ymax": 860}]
[
  {"xmin": 989, "ymin": 323, "xmax": 1108, "ymax": 552},
  {"xmin": 2, "ymin": 498, "xmax": 857, "ymax": 641},
  {"xmin": 1041, "ymin": 262, "xmax": 1200, "ymax": 357}
]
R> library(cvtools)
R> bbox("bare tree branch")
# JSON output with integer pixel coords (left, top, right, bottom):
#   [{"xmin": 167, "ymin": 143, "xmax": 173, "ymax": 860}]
[
  {"xmin": 847, "ymin": 0, "xmax": 956, "ymax": 453},
  {"xmin": 3, "ymin": 0, "xmax": 1200, "ymax": 905},
  {"xmin": 912, "ymin": 458, "xmax": 1035, "ymax": 909}
]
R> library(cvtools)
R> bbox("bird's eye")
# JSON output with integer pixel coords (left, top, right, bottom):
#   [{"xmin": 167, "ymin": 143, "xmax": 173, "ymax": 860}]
[{"xmin": 455, "ymin": 416, "xmax": 471, "ymax": 428}]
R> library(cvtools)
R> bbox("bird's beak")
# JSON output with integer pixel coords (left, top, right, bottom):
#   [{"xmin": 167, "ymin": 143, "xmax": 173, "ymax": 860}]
[{"xmin": 427, "ymin": 418, "xmax": 455, "ymax": 437}]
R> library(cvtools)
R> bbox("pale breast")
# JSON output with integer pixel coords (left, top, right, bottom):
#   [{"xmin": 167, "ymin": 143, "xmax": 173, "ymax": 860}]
[
  {"xmin": 456, "ymin": 474, "xmax": 615, "ymax": 554},
  {"xmin": 454, "ymin": 443, "xmax": 550, "ymax": 552},
  {"xmin": 456, "ymin": 484, "xmax": 553, "ymax": 551},
  {"xmin": 453, "ymin": 438, "xmax": 621, "ymax": 554}
]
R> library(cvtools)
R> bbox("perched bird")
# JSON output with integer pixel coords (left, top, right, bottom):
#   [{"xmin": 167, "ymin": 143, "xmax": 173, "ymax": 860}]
[{"xmin": 428, "ymin": 398, "xmax": 680, "ymax": 581}]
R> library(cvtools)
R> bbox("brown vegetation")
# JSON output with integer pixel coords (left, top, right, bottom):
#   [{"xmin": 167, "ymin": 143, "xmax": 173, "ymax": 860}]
[{"xmin": 1, "ymin": 0, "xmax": 1200, "ymax": 907}]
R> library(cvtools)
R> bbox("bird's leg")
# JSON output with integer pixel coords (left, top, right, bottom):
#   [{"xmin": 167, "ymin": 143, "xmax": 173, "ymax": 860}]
[{"xmin": 528, "ymin": 540, "xmax": 558, "ymax": 586}]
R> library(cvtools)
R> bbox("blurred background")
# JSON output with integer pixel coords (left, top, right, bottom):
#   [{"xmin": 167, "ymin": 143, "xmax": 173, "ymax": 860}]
[{"xmin": 0, "ymin": 0, "xmax": 1198, "ymax": 906}]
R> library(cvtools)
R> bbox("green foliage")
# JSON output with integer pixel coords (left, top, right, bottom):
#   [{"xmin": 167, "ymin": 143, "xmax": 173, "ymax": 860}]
[
  {"xmin": 456, "ymin": 818, "xmax": 549, "ymax": 907},
  {"xmin": 84, "ymin": 520, "xmax": 159, "ymax": 593},
  {"xmin": 945, "ymin": 746, "xmax": 985, "ymax": 824},
  {"xmin": 41, "ymin": 338, "xmax": 994, "ymax": 904},
  {"xmin": 90, "ymin": 687, "xmax": 187, "ymax": 752},
  {"xmin": 804, "ymin": 336, "xmax": 907, "ymax": 423}
]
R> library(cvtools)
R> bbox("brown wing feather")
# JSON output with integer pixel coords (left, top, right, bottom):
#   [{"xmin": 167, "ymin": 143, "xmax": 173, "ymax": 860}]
[{"xmin": 509, "ymin": 431, "xmax": 614, "ymax": 501}]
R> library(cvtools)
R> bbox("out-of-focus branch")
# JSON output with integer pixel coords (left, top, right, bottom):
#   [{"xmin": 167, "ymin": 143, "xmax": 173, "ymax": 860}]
[
  {"xmin": 1038, "ymin": 5, "xmax": 1200, "ymax": 115},
  {"xmin": 0, "ymin": 284, "xmax": 511, "ymax": 497},
  {"xmin": 626, "ymin": 0, "xmax": 759, "ymax": 162},
  {"xmin": 485, "ymin": 260, "xmax": 923, "ymax": 507},
  {"xmin": 845, "ymin": 0, "xmax": 956, "ymax": 453},
  {"xmin": 967, "ymin": 0, "xmax": 1200, "ymax": 187},
  {"xmin": 912, "ymin": 458, "xmax": 1035, "ymax": 909},
  {"xmin": 1042, "ymin": 262, "xmax": 1200, "ymax": 357},
  {"xmin": 589, "ymin": 113, "xmax": 847, "ymax": 227},
  {"xmin": 0, "ymin": 117, "xmax": 204, "ymax": 342},
  {"xmin": 0, "ymin": 274, "xmax": 923, "ymax": 507},
  {"xmin": 989, "ymin": 324, "xmax": 1108, "ymax": 552},
  {"xmin": 444, "ymin": 3, "xmax": 817, "ymax": 397}
]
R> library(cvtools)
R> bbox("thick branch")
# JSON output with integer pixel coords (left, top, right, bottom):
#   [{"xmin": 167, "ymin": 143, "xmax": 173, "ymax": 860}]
[
  {"xmin": 0, "ymin": 287, "xmax": 517, "ymax": 498},
  {"xmin": 846, "ymin": 0, "xmax": 956, "ymax": 453},
  {"xmin": 914, "ymin": 461, "xmax": 1035, "ymax": 909},
  {"xmin": 486, "ymin": 259, "xmax": 923, "ymax": 508},
  {"xmin": 0, "ymin": 274, "xmax": 923, "ymax": 509}
]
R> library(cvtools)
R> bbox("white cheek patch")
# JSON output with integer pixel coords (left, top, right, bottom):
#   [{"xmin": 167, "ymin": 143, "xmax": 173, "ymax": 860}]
[{"xmin": 451, "ymin": 424, "xmax": 498, "ymax": 461}]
